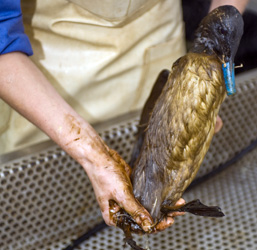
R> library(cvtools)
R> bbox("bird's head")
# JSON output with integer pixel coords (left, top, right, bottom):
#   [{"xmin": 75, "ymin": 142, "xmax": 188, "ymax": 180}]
[{"xmin": 191, "ymin": 5, "xmax": 244, "ymax": 96}]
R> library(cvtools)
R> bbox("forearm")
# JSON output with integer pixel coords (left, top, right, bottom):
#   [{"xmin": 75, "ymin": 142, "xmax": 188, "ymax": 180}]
[
  {"xmin": 209, "ymin": 0, "xmax": 249, "ymax": 13},
  {"xmin": 0, "ymin": 52, "xmax": 107, "ymax": 169}
]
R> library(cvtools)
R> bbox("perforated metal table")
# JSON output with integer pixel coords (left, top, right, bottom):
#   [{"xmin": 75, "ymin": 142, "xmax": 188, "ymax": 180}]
[{"xmin": 1, "ymin": 70, "xmax": 257, "ymax": 250}]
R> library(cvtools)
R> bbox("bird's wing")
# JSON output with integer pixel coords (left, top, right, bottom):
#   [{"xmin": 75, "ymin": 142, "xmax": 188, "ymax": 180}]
[
  {"xmin": 149, "ymin": 54, "xmax": 224, "ymax": 202},
  {"xmin": 134, "ymin": 54, "xmax": 223, "ymax": 206},
  {"xmin": 130, "ymin": 69, "xmax": 170, "ymax": 167}
]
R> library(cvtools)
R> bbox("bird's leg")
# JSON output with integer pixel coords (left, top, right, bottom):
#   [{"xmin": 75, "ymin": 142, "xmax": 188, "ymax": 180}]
[{"xmin": 114, "ymin": 209, "xmax": 147, "ymax": 250}]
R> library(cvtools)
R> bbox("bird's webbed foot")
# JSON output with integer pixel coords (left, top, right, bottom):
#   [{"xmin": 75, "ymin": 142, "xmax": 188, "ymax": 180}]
[{"xmin": 160, "ymin": 199, "xmax": 225, "ymax": 217}]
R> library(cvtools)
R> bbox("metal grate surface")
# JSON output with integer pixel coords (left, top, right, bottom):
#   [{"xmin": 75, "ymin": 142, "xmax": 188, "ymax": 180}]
[
  {"xmin": 82, "ymin": 145, "xmax": 257, "ymax": 250},
  {"xmin": 1, "ymin": 70, "xmax": 257, "ymax": 250}
]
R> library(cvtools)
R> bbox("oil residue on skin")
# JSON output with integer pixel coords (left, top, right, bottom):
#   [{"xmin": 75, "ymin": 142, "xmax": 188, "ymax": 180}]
[{"xmin": 64, "ymin": 114, "xmax": 82, "ymax": 147}]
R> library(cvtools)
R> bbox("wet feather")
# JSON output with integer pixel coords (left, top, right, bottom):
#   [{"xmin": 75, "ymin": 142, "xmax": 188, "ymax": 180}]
[{"xmin": 115, "ymin": 5, "xmax": 244, "ymax": 250}]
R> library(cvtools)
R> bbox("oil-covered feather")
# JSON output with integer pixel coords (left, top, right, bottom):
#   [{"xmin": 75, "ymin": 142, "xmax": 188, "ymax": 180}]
[{"xmin": 132, "ymin": 54, "xmax": 226, "ymax": 220}]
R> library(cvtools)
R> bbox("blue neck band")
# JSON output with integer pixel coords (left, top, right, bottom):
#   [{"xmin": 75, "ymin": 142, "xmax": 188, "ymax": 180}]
[{"xmin": 222, "ymin": 62, "xmax": 235, "ymax": 96}]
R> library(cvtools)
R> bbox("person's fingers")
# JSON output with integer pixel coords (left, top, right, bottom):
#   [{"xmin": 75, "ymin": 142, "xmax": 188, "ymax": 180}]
[
  {"xmin": 101, "ymin": 193, "xmax": 153, "ymax": 232},
  {"xmin": 91, "ymin": 147, "xmax": 152, "ymax": 231},
  {"xmin": 107, "ymin": 199, "xmax": 122, "ymax": 226},
  {"xmin": 155, "ymin": 198, "xmax": 186, "ymax": 232},
  {"xmin": 96, "ymin": 195, "xmax": 117, "ymax": 226},
  {"xmin": 155, "ymin": 217, "xmax": 175, "ymax": 231},
  {"xmin": 167, "ymin": 211, "xmax": 185, "ymax": 217},
  {"xmin": 94, "ymin": 170, "xmax": 153, "ymax": 231},
  {"xmin": 214, "ymin": 115, "xmax": 223, "ymax": 134},
  {"xmin": 175, "ymin": 198, "xmax": 186, "ymax": 206},
  {"xmin": 119, "ymin": 192, "xmax": 153, "ymax": 232},
  {"xmin": 166, "ymin": 198, "xmax": 186, "ymax": 217}
]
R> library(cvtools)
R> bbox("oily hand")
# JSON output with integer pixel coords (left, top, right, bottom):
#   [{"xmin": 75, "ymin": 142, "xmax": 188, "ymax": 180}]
[
  {"xmin": 98, "ymin": 147, "xmax": 186, "ymax": 233},
  {"xmin": 61, "ymin": 115, "xmax": 153, "ymax": 232},
  {"xmin": 89, "ymin": 145, "xmax": 154, "ymax": 232}
]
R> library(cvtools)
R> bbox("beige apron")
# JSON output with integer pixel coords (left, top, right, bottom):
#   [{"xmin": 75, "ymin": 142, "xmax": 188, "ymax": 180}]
[{"xmin": 0, "ymin": 0, "xmax": 186, "ymax": 154}]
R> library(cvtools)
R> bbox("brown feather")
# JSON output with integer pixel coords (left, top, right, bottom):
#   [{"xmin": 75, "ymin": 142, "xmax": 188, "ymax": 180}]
[{"xmin": 132, "ymin": 53, "xmax": 226, "ymax": 221}]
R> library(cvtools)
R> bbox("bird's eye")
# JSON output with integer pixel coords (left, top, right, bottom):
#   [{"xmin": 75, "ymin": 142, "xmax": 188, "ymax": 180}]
[{"xmin": 218, "ymin": 27, "xmax": 228, "ymax": 36}]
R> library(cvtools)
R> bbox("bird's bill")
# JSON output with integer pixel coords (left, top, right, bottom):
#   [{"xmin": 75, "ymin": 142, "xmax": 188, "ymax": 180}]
[{"xmin": 222, "ymin": 62, "xmax": 235, "ymax": 96}]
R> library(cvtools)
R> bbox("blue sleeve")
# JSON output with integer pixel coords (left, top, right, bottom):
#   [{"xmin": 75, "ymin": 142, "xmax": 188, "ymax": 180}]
[{"xmin": 0, "ymin": 0, "xmax": 33, "ymax": 55}]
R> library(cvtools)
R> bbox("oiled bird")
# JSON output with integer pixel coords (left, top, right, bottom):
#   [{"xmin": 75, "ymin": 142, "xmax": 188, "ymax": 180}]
[
  {"xmin": 115, "ymin": 5, "xmax": 244, "ymax": 249},
  {"xmin": 131, "ymin": 4, "xmax": 243, "ymax": 221}
]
